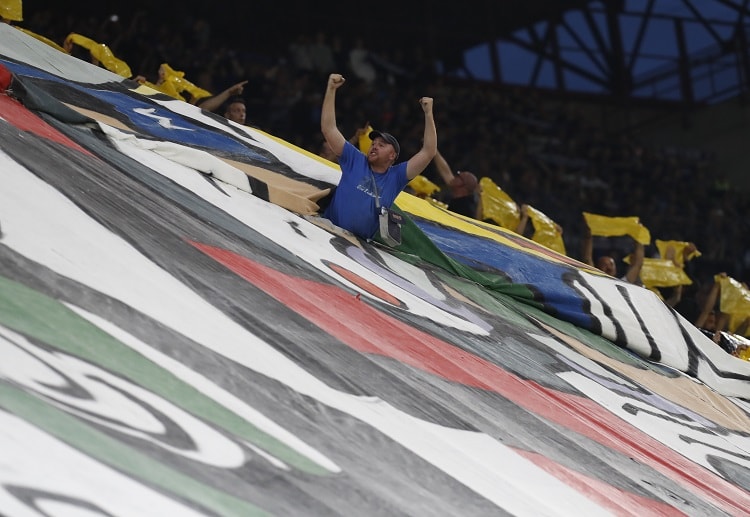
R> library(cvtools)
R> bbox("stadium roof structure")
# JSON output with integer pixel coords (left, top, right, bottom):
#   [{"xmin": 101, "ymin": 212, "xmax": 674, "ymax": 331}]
[{"xmin": 423, "ymin": 0, "xmax": 750, "ymax": 106}]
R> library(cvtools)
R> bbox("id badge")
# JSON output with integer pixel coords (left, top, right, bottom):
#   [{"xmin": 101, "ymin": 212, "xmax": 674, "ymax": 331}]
[{"xmin": 379, "ymin": 207, "xmax": 402, "ymax": 246}]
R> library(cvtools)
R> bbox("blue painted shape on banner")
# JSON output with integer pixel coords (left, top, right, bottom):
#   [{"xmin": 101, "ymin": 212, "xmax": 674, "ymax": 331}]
[
  {"xmin": 90, "ymin": 90, "xmax": 270, "ymax": 162},
  {"xmin": 1, "ymin": 59, "xmax": 270, "ymax": 163},
  {"xmin": 2, "ymin": 59, "xmax": 74, "ymax": 84},
  {"xmin": 413, "ymin": 218, "xmax": 593, "ymax": 328}
]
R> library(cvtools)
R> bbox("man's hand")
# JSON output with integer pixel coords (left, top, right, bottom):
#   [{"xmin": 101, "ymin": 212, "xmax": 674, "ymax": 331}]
[
  {"xmin": 328, "ymin": 74, "xmax": 345, "ymax": 90},
  {"xmin": 419, "ymin": 97, "xmax": 433, "ymax": 113},
  {"xmin": 228, "ymin": 80, "xmax": 248, "ymax": 95}
]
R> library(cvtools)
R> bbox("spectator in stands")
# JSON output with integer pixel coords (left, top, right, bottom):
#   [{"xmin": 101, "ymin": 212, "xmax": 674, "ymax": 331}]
[
  {"xmin": 348, "ymin": 38, "xmax": 376, "ymax": 84},
  {"xmin": 308, "ymin": 31, "xmax": 336, "ymax": 78},
  {"xmin": 432, "ymin": 149, "xmax": 479, "ymax": 218},
  {"xmin": 63, "ymin": 32, "xmax": 133, "ymax": 78},
  {"xmin": 27, "ymin": 6, "xmax": 748, "ymax": 283},
  {"xmin": 320, "ymin": 73, "xmax": 436, "ymax": 240},
  {"xmin": 655, "ymin": 241, "xmax": 697, "ymax": 307},
  {"xmin": 288, "ymin": 34, "xmax": 314, "ymax": 73},
  {"xmin": 582, "ymin": 222, "xmax": 644, "ymax": 284},
  {"xmin": 196, "ymin": 80, "xmax": 248, "ymax": 116},
  {"xmin": 694, "ymin": 273, "xmax": 727, "ymax": 331},
  {"xmin": 133, "ymin": 63, "xmax": 212, "ymax": 103},
  {"xmin": 693, "ymin": 272, "xmax": 739, "ymax": 354},
  {"xmin": 220, "ymin": 95, "xmax": 247, "ymax": 125}
]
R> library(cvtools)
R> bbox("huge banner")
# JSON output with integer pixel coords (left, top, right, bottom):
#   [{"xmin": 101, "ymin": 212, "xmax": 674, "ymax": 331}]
[{"xmin": 1, "ymin": 24, "xmax": 749, "ymax": 516}]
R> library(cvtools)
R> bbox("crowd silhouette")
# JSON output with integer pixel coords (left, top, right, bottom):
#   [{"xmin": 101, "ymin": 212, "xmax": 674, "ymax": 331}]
[{"xmin": 14, "ymin": 7, "xmax": 750, "ymax": 347}]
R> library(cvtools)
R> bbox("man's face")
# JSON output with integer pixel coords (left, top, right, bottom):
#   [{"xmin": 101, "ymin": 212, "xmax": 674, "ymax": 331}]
[
  {"xmin": 225, "ymin": 102, "xmax": 246, "ymax": 124},
  {"xmin": 367, "ymin": 137, "xmax": 396, "ymax": 165},
  {"xmin": 596, "ymin": 256, "xmax": 617, "ymax": 277}
]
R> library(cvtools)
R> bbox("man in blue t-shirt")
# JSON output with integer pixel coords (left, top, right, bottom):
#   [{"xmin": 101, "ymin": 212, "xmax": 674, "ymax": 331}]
[{"xmin": 320, "ymin": 73, "xmax": 437, "ymax": 240}]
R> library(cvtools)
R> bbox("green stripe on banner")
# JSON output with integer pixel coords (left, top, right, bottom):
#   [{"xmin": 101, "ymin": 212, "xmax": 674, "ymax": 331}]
[
  {"xmin": 0, "ymin": 274, "xmax": 330, "ymax": 476},
  {"xmin": 378, "ymin": 204, "xmax": 542, "ymax": 307},
  {"xmin": 0, "ymin": 382, "xmax": 269, "ymax": 516}
]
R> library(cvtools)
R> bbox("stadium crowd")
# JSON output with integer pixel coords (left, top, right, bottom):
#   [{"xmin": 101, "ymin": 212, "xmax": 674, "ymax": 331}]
[{"xmin": 13, "ymin": 6, "xmax": 750, "ymax": 343}]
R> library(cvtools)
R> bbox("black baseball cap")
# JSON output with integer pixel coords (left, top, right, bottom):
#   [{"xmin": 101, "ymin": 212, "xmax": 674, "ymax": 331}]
[{"xmin": 369, "ymin": 130, "xmax": 400, "ymax": 158}]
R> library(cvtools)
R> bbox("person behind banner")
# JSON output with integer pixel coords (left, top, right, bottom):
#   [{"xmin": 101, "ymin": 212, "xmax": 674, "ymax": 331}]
[
  {"xmin": 582, "ymin": 219, "xmax": 644, "ymax": 284},
  {"xmin": 432, "ymin": 148, "xmax": 479, "ymax": 218},
  {"xmin": 221, "ymin": 95, "xmax": 247, "ymax": 125},
  {"xmin": 320, "ymin": 73, "xmax": 437, "ymax": 240},
  {"xmin": 693, "ymin": 272, "xmax": 739, "ymax": 354},
  {"xmin": 195, "ymin": 80, "xmax": 249, "ymax": 122}
]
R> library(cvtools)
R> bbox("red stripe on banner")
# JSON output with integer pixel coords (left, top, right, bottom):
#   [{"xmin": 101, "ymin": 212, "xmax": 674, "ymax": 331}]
[
  {"xmin": 514, "ymin": 449, "xmax": 687, "ymax": 516},
  {"xmin": 191, "ymin": 240, "xmax": 750, "ymax": 515},
  {"xmin": 326, "ymin": 261, "xmax": 403, "ymax": 307},
  {"xmin": 0, "ymin": 95, "xmax": 92, "ymax": 154}
]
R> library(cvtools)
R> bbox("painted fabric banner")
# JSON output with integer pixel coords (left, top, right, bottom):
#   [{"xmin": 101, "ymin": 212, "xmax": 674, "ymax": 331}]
[{"xmin": 1, "ymin": 24, "xmax": 749, "ymax": 516}]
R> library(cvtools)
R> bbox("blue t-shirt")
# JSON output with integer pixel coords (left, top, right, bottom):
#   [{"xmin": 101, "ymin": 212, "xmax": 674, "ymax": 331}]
[{"xmin": 323, "ymin": 141, "xmax": 408, "ymax": 239}]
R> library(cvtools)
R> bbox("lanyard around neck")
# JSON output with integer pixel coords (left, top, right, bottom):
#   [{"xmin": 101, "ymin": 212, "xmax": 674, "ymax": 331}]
[{"xmin": 370, "ymin": 171, "xmax": 382, "ymax": 210}]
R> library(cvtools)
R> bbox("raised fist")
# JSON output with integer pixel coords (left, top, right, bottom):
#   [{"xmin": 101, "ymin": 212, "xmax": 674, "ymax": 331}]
[
  {"xmin": 419, "ymin": 96, "xmax": 433, "ymax": 112},
  {"xmin": 328, "ymin": 74, "xmax": 345, "ymax": 89}
]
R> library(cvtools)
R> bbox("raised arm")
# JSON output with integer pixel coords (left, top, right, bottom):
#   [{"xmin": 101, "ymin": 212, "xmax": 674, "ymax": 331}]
[
  {"xmin": 664, "ymin": 284, "xmax": 683, "ymax": 308},
  {"xmin": 695, "ymin": 272, "xmax": 725, "ymax": 328},
  {"xmin": 624, "ymin": 240, "xmax": 644, "ymax": 284},
  {"xmin": 196, "ymin": 80, "xmax": 248, "ymax": 113},
  {"xmin": 433, "ymin": 149, "xmax": 455, "ymax": 186},
  {"xmin": 406, "ymin": 97, "xmax": 437, "ymax": 180},
  {"xmin": 321, "ymin": 73, "xmax": 347, "ymax": 158}
]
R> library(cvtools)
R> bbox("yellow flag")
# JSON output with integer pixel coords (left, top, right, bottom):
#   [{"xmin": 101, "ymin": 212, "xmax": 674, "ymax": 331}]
[
  {"xmin": 407, "ymin": 175, "xmax": 441, "ymax": 198},
  {"xmin": 139, "ymin": 79, "xmax": 182, "ymax": 100},
  {"xmin": 358, "ymin": 125, "xmax": 374, "ymax": 153},
  {"xmin": 583, "ymin": 212, "xmax": 651, "ymax": 244},
  {"xmin": 479, "ymin": 177, "xmax": 520, "ymax": 231},
  {"xmin": 153, "ymin": 63, "xmax": 212, "ymax": 102},
  {"xmin": 65, "ymin": 33, "xmax": 132, "ymax": 78},
  {"xmin": 526, "ymin": 205, "xmax": 566, "ymax": 255},
  {"xmin": 0, "ymin": 0, "xmax": 22, "ymax": 21},
  {"xmin": 632, "ymin": 257, "xmax": 693, "ymax": 289},
  {"xmin": 717, "ymin": 275, "xmax": 750, "ymax": 334},
  {"xmin": 655, "ymin": 239, "xmax": 701, "ymax": 268}
]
